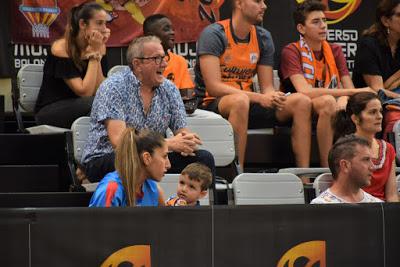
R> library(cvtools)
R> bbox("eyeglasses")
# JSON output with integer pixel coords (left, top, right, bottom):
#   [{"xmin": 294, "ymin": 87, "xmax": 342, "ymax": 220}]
[{"xmin": 136, "ymin": 55, "xmax": 168, "ymax": 65}]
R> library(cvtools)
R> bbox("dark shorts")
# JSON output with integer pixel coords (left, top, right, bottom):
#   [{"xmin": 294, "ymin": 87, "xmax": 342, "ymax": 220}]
[{"xmin": 201, "ymin": 98, "xmax": 279, "ymax": 129}]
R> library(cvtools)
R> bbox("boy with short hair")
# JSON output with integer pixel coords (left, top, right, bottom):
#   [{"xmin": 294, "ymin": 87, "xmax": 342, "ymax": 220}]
[
  {"xmin": 166, "ymin": 163, "xmax": 212, "ymax": 206},
  {"xmin": 279, "ymin": 0, "xmax": 372, "ymax": 167}
]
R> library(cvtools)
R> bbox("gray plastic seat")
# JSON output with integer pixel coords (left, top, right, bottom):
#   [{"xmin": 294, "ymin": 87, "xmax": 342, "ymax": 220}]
[{"xmin": 232, "ymin": 173, "xmax": 305, "ymax": 205}]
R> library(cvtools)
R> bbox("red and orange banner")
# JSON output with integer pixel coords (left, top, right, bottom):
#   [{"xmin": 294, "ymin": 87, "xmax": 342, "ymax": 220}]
[{"xmin": 12, "ymin": 0, "xmax": 224, "ymax": 46}]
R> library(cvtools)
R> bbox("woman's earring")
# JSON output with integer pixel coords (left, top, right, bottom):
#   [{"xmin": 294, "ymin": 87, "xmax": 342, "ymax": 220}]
[{"xmin": 387, "ymin": 27, "xmax": 391, "ymax": 35}]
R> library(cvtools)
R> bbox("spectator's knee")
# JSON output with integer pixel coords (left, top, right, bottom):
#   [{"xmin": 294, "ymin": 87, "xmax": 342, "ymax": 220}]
[
  {"xmin": 317, "ymin": 95, "xmax": 337, "ymax": 117},
  {"xmin": 291, "ymin": 94, "xmax": 312, "ymax": 111},
  {"xmin": 231, "ymin": 93, "xmax": 250, "ymax": 112}
]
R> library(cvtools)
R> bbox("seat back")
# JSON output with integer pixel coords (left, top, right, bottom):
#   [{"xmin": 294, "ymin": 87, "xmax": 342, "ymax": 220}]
[
  {"xmin": 17, "ymin": 64, "xmax": 44, "ymax": 113},
  {"xmin": 278, "ymin": 167, "xmax": 330, "ymax": 178},
  {"xmin": 107, "ymin": 65, "xmax": 129, "ymax": 76},
  {"xmin": 187, "ymin": 112, "xmax": 235, "ymax": 167},
  {"xmin": 396, "ymin": 174, "xmax": 400, "ymax": 192},
  {"xmin": 313, "ymin": 173, "xmax": 333, "ymax": 197},
  {"xmin": 159, "ymin": 174, "xmax": 210, "ymax": 206},
  {"xmin": 232, "ymin": 173, "xmax": 305, "ymax": 205},
  {"xmin": 252, "ymin": 70, "xmax": 280, "ymax": 92},
  {"xmin": 252, "ymin": 74, "xmax": 260, "ymax": 93},
  {"xmin": 71, "ymin": 116, "xmax": 91, "ymax": 164},
  {"xmin": 393, "ymin": 120, "xmax": 400, "ymax": 162},
  {"xmin": 71, "ymin": 116, "xmax": 102, "ymax": 192}
]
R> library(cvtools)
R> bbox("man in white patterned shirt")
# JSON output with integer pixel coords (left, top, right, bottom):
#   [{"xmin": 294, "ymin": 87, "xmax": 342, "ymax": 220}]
[
  {"xmin": 311, "ymin": 135, "xmax": 383, "ymax": 204},
  {"xmin": 82, "ymin": 36, "xmax": 215, "ymax": 183}
]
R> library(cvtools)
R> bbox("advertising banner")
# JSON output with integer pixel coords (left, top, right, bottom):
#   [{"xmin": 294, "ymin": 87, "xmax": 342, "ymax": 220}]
[
  {"xmin": 214, "ymin": 204, "xmax": 384, "ymax": 266},
  {"xmin": 11, "ymin": 0, "xmax": 224, "ymax": 46},
  {"xmin": 28, "ymin": 208, "xmax": 212, "ymax": 267},
  {"xmin": 8, "ymin": 0, "xmax": 379, "ymax": 77},
  {"xmin": 1, "ymin": 204, "xmax": 397, "ymax": 266}
]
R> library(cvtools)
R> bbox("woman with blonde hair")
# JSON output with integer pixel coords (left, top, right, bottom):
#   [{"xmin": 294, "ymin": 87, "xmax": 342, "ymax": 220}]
[
  {"xmin": 35, "ymin": 2, "xmax": 110, "ymax": 128},
  {"xmin": 89, "ymin": 128, "xmax": 170, "ymax": 207}
]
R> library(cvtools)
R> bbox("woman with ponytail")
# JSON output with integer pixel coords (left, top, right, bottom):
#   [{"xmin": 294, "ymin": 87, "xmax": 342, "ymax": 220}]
[
  {"xmin": 35, "ymin": 2, "xmax": 110, "ymax": 128},
  {"xmin": 333, "ymin": 92, "xmax": 398, "ymax": 202},
  {"xmin": 89, "ymin": 128, "xmax": 170, "ymax": 207}
]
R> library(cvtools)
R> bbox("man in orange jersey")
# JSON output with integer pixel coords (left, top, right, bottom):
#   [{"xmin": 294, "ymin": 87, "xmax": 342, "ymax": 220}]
[
  {"xmin": 280, "ymin": 0, "xmax": 373, "ymax": 166},
  {"xmin": 195, "ymin": 0, "xmax": 312, "ymax": 174}
]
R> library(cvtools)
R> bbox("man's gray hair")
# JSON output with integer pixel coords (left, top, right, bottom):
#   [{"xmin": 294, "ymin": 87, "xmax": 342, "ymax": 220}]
[{"xmin": 126, "ymin": 35, "xmax": 161, "ymax": 70}]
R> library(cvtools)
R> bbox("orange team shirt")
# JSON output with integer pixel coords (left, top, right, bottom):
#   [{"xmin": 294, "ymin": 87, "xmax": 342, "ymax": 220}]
[
  {"xmin": 203, "ymin": 19, "xmax": 259, "ymax": 105},
  {"xmin": 163, "ymin": 51, "xmax": 194, "ymax": 90}
]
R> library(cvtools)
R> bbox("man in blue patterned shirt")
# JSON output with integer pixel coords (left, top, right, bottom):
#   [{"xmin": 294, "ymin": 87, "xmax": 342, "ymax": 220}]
[{"xmin": 81, "ymin": 35, "xmax": 215, "ymax": 183}]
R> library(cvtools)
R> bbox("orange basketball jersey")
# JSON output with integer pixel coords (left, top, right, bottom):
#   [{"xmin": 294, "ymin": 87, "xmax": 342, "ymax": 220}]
[{"xmin": 203, "ymin": 19, "xmax": 259, "ymax": 105}]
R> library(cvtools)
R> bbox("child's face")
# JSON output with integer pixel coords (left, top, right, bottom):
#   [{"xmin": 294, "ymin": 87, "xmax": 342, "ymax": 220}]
[{"xmin": 177, "ymin": 174, "xmax": 207, "ymax": 206}]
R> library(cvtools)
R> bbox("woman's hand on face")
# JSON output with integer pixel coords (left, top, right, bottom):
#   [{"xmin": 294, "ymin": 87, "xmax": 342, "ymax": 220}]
[{"xmin": 86, "ymin": 30, "xmax": 104, "ymax": 52}]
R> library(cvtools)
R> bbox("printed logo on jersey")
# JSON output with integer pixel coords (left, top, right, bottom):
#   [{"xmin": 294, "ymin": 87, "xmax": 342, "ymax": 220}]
[{"xmin": 250, "ymin": 52, "xmax": 258, "ymax": 64}]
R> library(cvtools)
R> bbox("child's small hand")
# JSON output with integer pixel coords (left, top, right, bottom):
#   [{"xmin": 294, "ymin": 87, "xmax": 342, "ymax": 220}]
[
  {"xmin": 175, "ymin": 198, "xmax": 187, "ymax": 206},
  {"xmin": 165, "ymin": 196, "xmax": 187, "ymax": 206}
]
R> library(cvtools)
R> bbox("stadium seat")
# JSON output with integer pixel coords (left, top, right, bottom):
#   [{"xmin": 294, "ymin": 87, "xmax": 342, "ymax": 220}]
[
  {"xmin": 71, "ymin": 116, "xmax": 99, "ymax": 192},
  {"xmin": 313, "ymin": 173, "xmax": 333, "ymax": 197},
  {"xmin": 187, "ymin": 112, "xmax": 236, "ymax": 167},
  {"xmin": 232, "ymin": 173, "xmax": 305, "ymax": 205},
  {"xmin": 159, "ymin": 174, "xmax": 210, "ymax": 206},
  {"xmin": 71, "ymin": 116, "xmax": 91, "ymax": 165},
  {"xmin": 107, "ymin": 65, "xmax": 129, "ymax": 76},
  {"xmin": 278, "ymin": 167, "xmax": 330, "ymax": 178},
  {"xmin": 392, "ymin": 120, "xmax": 400, "ymax": 163},
  {"xmin": 15, "ymin": 64, "xmax": 70, "ymax": 134}
]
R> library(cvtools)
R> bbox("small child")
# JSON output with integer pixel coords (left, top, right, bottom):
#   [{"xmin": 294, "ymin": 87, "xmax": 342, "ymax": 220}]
[{"xmin": 166, "ymin": 163, "xmax": 212, "ymax": 206}]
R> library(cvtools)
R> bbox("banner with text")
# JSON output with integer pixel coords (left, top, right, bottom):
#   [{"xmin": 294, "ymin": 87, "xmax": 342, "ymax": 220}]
[{"xmin": 11, "ymin": 0, "xmax": 224, "ymax": 46}]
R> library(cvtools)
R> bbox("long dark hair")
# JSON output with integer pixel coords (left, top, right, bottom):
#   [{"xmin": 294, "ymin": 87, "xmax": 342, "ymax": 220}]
[
  {"xmin": 64, "ymin": 2, "xmax": 104, "ymax": 71},
  {"xmin": 363, "ymin": 0, "xmax": 400, "ymax": 45},
  {"xmin": 333, "ymin": 92, "xmax": 379, "ymax": 142}
]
